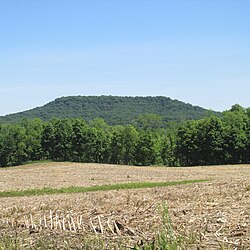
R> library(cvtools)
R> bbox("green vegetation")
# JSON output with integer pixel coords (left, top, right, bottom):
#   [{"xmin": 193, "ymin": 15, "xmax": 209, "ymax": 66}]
[
  {"xmin": 0, "ymin": 179, "xmax": 207, "ymax": 198},
  {"xmin": 133, "ymin": 204, "xmax": 196, "ymax": 250},
  {"xmin": 0, "ymin": 95, "xmax": 219, "ymax": 125},
  {"xmin": 176, "ymin": 104, "xmax": 250, "ymax": 166},
  {"xmin": 0, "ymin": 103, "xmax": 249, "ymax": 168},
  {"xmin": 23, "ymin": 159, "xmax": 54, "ymax": 165}
]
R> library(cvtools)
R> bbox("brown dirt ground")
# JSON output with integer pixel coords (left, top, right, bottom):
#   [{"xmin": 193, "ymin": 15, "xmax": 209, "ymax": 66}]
[{"xmin": 0, "ymin": 163, "xmax": 249, "ymax": 249}]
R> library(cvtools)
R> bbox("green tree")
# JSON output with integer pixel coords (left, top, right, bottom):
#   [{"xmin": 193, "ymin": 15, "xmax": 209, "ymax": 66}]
[
  {"xmin": 0, "ymin": 124, "xmax": 27, "ymax": 166},
  {"xmin": 21, "ymin": 119, "xmax": 43, "ymax": 161},
  {"xmin": 161, "ymin": 134, "xmax": 176, "ymax": 166},
  {"xmin": 41, "ymin": 121, "xmax": 55, "ymax": 159},
  {"xmin": 110, "ymin": 126, "xmax": 124, "ymax": 164},
  {"xmin": 176, "ymin": 121, "xmax": 199, "ymax": 166},
  {"xmin": 53, "ymin": 119, "xmax": 72, "ymax": 161},
  {"xmin": 222, "ymin": 105, "xmax": 248, "ymax": 163},
  {"xmin": 41, "ymin": 119, "xmax": 72, "ymax": 161},
  {"xmin": 134, "ymin": 132, "xmax": 156, "ymax": 166},
  {"xmin": 122, "ymin": 125, "xmax": 138, "ymax": 165},
  {"xmin": 197, "ymin": 116, "xmax": 224, "ymax": 165},
  {"xmin": 134, "ymin": 113, "xmax": 163, "ymax": 131},
  {"xmin": 71, "ymin": 119, "xmax": 88, "ymax": 162},
  {"xmin": 83, "ymin": 126, "xmax": 110, "ymax": 163}
]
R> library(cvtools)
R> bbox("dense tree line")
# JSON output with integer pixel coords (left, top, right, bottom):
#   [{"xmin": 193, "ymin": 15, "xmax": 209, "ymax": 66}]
[{"xmin": 0, "ymin": 104, "xmax": 249, "ymax": 167}]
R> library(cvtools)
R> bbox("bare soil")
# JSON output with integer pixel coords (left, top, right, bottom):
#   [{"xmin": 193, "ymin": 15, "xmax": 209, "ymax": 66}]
[{"xmin": 0, "ymin": 163, "xmax": 249, "ymax": 249}]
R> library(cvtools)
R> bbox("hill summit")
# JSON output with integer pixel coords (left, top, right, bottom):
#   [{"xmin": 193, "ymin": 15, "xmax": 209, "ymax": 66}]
[{"xmin": 0, "ymin": 96, "xmax": 218, "ymax": 125}]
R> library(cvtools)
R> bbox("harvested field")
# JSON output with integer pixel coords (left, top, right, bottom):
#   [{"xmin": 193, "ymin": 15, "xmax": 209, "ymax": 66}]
[
  {"xmin": 0, "ymin": 162, "xmax": 249, "ymax": 191},
  {"xmin": 0, "ymin": 163, "xmax": 249, "ymax": 249}
]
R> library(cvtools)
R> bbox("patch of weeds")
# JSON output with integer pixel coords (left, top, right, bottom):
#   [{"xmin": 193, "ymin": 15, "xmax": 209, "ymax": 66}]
[
  {"xmin": 0, "ymin": 234, "xmax": 108, "ymax": 250},
  {"xmin": 133, "ymin": 203, "xmax": 195, "ymax": 250},
  {"xmin": 0, "ymin": 235, "xmax": 20, "ymax": 250},
  {"xmin": 23, "ymin": 160, "xmax": 54, "ymax": 165},
  {"xmin": 206, "ymin": 197, "xmax": 215, "ymax": 203}
]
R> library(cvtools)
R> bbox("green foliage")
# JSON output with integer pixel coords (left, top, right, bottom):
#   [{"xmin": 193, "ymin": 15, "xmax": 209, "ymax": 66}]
[
  {"xmin": 222, "ymin": 107, "xmax": 248, "ymax": 163},
  {"xmin": 176, "ymin": 121, "xmax": 199, "ymax": 166},
  {"xmin": 134, "ymin": 132, "xmax": 157, "ymax": 166},
  {"xmin": 0, "ymin": 123, "xmax": 28, "ymax": 166},
  {"xmin": 133, "ymin": 203, "xmax": 195, "ymax": 250},
  {"xmin": 0, "ymin": 235, "xmax": 18, "ymax": 250},
  {"xmin": 199, "ymin": 116, "xmax": 225, "ymax": 165},
  {"xmin": 71, "ymin": 118, "xmax": 88, "ymax": 162},
  {"xmin": 0, "ymin": 179, "xmax": 207, "ymax": 198},
  {"xmin": 21, "ymin": 118, "xmax": 43, "ymax": 161},
  {"xmin": 109, "ymin": 125, "xmax": 139, "ymax": 165},
  {"xmin": 0, "ymin": 104, "xmax": 249, "ymax": 167},
  {"xmin": 0, "ymin": 96, "xmax": 219, "ymax": 125},
  {"xmin": 133, "ymin": 113, "xmax": 164, "ymax": 130},
  {"xmin": 175, "ymin": 105, "xmax": 250, "ymax": 166},
  {"xmin": 122, "ymin": 125, "xmax": 138, "ymax": 165},
  {"xmin": 161, "ymin": 134, "xmax": 177, "ymax": 166}
]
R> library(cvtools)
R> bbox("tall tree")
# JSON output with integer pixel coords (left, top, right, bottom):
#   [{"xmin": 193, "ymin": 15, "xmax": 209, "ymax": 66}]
[
  {"xmin": 197, "ymin": 116, "xmax": 224, "ymax": 165},
  {"xmin": 0, "ymin": 124, "xmax": 27, "ymax": 166},
  {"xmin": 21, "ymin": 118, "xmax": 43, "ymax": 161},
  {"xmin": 71, "ymin": 119, "xmax": 88, "ymax": 162},
  {"xmin": 122, "ymin": 125, "xmax": 138, "ymax": 165},
  {"xmin": 110, "ymin": 126, "xmax": 124, "ymax": 164},
  {"xmin": 134, "ymin": 132, "xmax": 156, "ymax": 166},
  {"xmin": 222, "ymin": 105, "xmax": 248, "ymax": 163},
  {"xmin": 176, "ymin": 121, "xmax": 199, "ymax": 166},
  {"xmin": 161, "ymin": 134, "xmax": 176, "ymax": 166}
]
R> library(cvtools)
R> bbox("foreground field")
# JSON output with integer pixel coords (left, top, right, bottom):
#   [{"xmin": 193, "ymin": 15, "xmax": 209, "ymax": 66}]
[{"xmin": 0, "ymin": 163, "xmax": 249, "ymax": 249}]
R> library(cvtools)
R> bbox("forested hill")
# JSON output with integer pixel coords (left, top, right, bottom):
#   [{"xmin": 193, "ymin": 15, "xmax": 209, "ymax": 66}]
[{"xmin": 0, "ymin": 96, "xmax": 219, "ymax": 125}]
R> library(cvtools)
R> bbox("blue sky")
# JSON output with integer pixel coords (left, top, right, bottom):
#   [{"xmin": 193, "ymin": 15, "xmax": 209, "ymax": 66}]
[{"xmin": 0, "ymin": 0, "xmax": 250, "ymax": 115}]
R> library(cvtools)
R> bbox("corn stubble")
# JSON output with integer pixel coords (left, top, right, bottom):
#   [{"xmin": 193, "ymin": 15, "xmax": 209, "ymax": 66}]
[{"xmin": 0, "ymin": 163, "xmax": 249, "ymax": 249}]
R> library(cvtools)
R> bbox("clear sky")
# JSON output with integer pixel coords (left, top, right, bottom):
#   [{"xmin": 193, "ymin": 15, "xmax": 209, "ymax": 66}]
[{"xmin": 0, "ymin": 0, "xmax": 250, "ymax": 115}]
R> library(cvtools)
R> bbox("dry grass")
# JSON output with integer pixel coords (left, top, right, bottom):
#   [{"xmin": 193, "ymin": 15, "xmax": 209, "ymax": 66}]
[{"xmin": 0, "ymin": 163, "xmax": 249, "ymax": 249}]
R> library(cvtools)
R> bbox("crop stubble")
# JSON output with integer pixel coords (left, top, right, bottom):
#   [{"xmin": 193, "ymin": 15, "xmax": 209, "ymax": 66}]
[{"xmin": 0, "ymin": 163, "xmax": 249, "ymax": 249}]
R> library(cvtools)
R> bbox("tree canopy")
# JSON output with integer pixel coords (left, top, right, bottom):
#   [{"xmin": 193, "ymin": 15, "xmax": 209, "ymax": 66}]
[
  {"xmin": 0, "ymin": 104, "xmax": 249, "ymax": 168},
  {"xmin": 0, "ymin": 96, "xmax": 220, "ymax": 125}
]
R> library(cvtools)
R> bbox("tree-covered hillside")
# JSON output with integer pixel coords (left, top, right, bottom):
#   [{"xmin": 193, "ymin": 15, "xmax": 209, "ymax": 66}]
[
  {"xmin": 0, "ymin": 96, "xmax": 219, "ymax": 125},
  {"xmin": 0, "ymin": 104, "xmax": 249, "ymax": 168}
]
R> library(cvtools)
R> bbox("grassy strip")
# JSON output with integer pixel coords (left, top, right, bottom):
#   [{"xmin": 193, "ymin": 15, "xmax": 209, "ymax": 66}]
[
  {"xmin": 23, "ymin": 160, "xmax": 54, "ymax": 165},
  {"xmin": 0, "ymin": 179, "xmax": 208, "ymax": 198}
]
